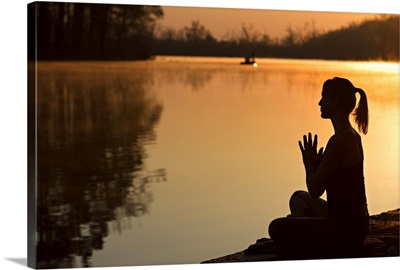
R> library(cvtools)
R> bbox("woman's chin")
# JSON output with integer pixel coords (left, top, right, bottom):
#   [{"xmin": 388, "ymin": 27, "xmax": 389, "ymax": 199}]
[{"xmin": 320, "ymin": 113, "xmax": 329, "ymax": 119}]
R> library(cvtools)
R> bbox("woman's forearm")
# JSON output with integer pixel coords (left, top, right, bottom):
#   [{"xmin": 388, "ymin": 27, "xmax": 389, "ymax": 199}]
[{"xmin": 305, "ymin": 166, "xmax": 323, "ymax": 199}]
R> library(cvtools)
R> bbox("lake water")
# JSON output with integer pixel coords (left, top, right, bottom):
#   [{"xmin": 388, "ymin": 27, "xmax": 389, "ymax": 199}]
[{"xmin": 33, "ymin": 56, "xmax": 399, "ymax": 268}]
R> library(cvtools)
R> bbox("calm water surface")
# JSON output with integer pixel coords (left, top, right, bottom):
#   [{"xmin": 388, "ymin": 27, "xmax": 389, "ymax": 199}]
[{"xmin": 34, "ymin": 57, "xmax": 399, "ymax": 268}]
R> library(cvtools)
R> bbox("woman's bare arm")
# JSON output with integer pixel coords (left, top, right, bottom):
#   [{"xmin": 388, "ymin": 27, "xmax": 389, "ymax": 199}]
[
  {"xmin": 300, "ymin": 130, "xmax": 361, "ymax": 199},
  {"xmin": 299, "ymin": 132, "xmax": 344, "ymax": 199}
]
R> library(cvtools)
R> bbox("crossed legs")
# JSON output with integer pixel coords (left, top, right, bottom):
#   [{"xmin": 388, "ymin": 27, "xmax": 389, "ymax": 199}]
[{"xmin": 268, "ymin": 190, "xmax": 340, "ymax": 255}]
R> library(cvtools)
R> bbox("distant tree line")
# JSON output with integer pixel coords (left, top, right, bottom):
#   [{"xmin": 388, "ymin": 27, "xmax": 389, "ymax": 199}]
[
  {"xmin": 28, "ymin": 2, "xmax": 163, "ymax": 60},
  {"xmin": 28, "ymin": 2, "xmax": 399, "ymax": 61},
  {"xmin": 155, "ymin": 15, "xmax": 399, "ymax": 61},
  {"xmin": 298, "ymin": 15, "xmax": 399, "ymax": 60}
]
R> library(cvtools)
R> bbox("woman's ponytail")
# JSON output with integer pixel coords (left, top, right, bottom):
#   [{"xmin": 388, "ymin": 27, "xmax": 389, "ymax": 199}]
[{"xmin": 353, "ymin": 88, "xmax": 369, "ymax": 134}]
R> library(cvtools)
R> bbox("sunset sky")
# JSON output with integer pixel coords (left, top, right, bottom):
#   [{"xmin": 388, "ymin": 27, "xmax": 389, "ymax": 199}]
[
  {"xmin": 137, "ymin": 0, "xmax": 397, "ymax": 40},
  {"xmin": 159, "ymin": 5, "xmax": 379, "ymax": 39}
]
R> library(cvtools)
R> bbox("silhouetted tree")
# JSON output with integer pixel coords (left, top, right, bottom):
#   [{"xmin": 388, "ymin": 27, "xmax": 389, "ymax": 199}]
[
  {"xmin": 29, "ymin": 2, "xmax": 163, "ymax": 60},
  {"xmin": 182, "ymin": 20, "xmax": 215, "ymax": 43},
  {"xmin": 70, "ymin": 3, "xmax": 85, "ymax": 55}
]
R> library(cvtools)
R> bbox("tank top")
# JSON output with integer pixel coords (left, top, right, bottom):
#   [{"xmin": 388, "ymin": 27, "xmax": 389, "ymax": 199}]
[{"xmin": 326, "ymin": 163, "xmax": 369, "ymax": 246}]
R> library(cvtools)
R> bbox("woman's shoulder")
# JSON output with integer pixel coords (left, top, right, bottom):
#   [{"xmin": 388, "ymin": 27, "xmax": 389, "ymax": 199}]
[
  {"xmin": 336, "ymin": 127, "xmax": 359, "ymax": 139},
  {"xmin": 329, "ymin": 128, "xmax": 359, "ymax": 148},
  {"xmin": 342, "ymin": 127, "xmax": 360, "ymax": 140}
]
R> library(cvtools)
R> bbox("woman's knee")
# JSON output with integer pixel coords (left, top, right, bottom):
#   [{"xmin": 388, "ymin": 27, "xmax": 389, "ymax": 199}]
[
  {"xmin": 289, "ymin": 190, "xmax": 329, "ymax": 217},
  {"xmin": 268, "ymin": 217, "xmax": 298, "ymax": 244},
  {"xmin": 268, "ymin": 218, "xmax": 284, "ymax": 241},
  {"xmin": 289, "ymin": 190, "xmax": 309, "ymax": 205},
  {"xmin": 289, "ymin": 190, "xmax": 309, "ymax": 213}
]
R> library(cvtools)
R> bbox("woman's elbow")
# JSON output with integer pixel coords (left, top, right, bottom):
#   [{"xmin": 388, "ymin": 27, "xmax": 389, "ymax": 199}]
[
  {"xmin": 308, "ymin": 187, "xmax": 323, "ymax": 199},
  {"xmin": 307, "ymin": 177, "xmax": 325, "ymax": 199}
]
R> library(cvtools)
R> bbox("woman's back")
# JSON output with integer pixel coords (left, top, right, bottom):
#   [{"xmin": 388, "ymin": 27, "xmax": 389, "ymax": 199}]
[
  {"xmin": 323, "ymin": 127, "xmax": 369, "ymax": 254},
  {"xmin": 334, "ymin": 127, "xmax": 364, "ymax": 169}
]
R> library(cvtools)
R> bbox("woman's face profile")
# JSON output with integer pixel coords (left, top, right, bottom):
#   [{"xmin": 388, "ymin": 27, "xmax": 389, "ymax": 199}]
[{"xmin": 318, "ymin": 88, "xmax": 337, "ymax": 119}]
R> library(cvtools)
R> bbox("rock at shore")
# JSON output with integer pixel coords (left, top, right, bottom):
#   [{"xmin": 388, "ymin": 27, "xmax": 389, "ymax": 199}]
[{"xmin": 202, "ymin": 209, "xmax": 399, "ymax": 263}]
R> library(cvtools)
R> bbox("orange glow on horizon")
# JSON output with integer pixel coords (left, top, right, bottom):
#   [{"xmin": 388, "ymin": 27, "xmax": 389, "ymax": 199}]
[
  {"xmin": 355, "ymin": 61, "xmax": 400, "ymax": 73},
  {"xmin": 161, "ymin": 6, "xmax": 379, "ymax": 40}
]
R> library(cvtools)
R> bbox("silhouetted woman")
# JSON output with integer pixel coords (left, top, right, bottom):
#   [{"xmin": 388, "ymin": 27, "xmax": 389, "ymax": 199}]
[{"xmin": 268, "ymin": 77, "xmax": 369, "ymax": 258}]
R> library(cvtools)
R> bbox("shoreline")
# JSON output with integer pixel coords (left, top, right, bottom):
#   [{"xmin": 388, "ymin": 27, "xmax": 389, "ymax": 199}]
[{"xmin": 202, "ymin": 209, "xmax": 399, "ymax": 263}]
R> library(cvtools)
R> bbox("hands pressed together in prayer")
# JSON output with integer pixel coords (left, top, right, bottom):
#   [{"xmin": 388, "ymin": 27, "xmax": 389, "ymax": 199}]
[{"xmin": 298, "ymin": 132, "xmax": 324, "ymax": 172}]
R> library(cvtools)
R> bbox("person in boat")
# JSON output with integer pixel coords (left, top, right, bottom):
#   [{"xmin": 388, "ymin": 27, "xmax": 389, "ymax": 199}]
[
  {"xmin": 242, "ymin": 57, "xmax": 252, "ymax": 64},
  {"xmin": 241, "ymin": 52, "xmax": 256, "ymax": 64},
  {"xmin": 268, "ymin": 77, "xmax": 370, "ymax": 258}
]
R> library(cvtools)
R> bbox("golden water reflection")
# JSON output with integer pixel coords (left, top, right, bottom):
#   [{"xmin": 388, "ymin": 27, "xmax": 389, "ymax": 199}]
[
  {"xmin": 33, "ymin": 58, "xmax": 399, "ymax": 267},
  {"xmin": 138, "ymin": 57, "xmax": 398, "ymax": 265},
  {"xmin": 35, "ymin": 63, "xmax": 166, "ymax": 268}
]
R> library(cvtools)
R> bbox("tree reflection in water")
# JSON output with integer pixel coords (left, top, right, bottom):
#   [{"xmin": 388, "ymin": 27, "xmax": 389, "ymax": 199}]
[{"xmin": 35, "ymin": 64, "xmax": 165, "ymax": 268}]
